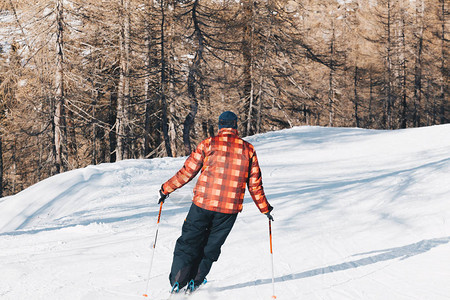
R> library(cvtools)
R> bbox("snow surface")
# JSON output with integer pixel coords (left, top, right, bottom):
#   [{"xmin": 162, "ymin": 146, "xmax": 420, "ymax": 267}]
[{"xmin": 1, "ymin": 125, "xmax": 450, "ymax": 300}]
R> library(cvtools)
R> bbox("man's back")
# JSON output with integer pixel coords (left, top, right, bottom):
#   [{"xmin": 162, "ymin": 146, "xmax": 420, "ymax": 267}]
[
  {"xmin": 163, "ymin": 128, "xmax": 270, "ymax": 214},
  {"xmin": 193, "ymin": 128, "xmax": 252, "ymax": 213}
]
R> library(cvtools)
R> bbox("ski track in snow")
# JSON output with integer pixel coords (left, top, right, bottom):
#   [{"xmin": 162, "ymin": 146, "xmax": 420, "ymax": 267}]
[{"xmin": 1, "ymin": 125, "xmax": 450, "ymax": 300}]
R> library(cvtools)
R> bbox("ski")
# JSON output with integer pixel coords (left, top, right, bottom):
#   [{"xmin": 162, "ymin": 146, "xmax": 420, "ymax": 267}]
[
  {"xmin": 166, "ymin": 278, "xmax": 207, "ymax": 299},
  {"xmin": 184, "ymin": 278, "xmax": 207, "ymax": 296}
]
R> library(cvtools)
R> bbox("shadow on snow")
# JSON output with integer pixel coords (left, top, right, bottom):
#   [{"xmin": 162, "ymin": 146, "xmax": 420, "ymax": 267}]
[
  {"xmin": 0, "ymin": 205, "xmax": 188, "ymax": 236},
  {"xmin": 217, "ymin": 236, "xmax": 450, "ymax": 291}
]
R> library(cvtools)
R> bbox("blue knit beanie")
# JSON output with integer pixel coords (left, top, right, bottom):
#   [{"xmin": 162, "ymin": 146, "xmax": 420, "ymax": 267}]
[{"xmin": 218, "ymin": 111, "xmax": 238, "ymax": 129}]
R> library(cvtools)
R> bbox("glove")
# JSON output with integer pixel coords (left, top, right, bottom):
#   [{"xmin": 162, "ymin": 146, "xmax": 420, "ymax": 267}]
[
  {"xmin": 158, "ymin": 185, "xmax": 168, "ymax": 204},
  {"xmin": 265, "ymin": 205, "xmax": 274, "ymax": 221}
]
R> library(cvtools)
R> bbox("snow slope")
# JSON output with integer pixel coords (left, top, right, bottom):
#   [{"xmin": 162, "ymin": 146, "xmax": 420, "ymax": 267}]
[{"xmin": 1, "ymin": 125, "xmax": 449, "ymax": 300}]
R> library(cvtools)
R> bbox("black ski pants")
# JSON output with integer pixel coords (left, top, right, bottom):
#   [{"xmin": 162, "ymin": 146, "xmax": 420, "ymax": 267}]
[{"xmin": 169, "ymin": 203, "xmax": 237, "ymax": 288}]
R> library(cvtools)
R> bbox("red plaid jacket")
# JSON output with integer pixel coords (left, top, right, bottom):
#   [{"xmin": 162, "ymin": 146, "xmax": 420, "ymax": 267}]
[{"xmin": 162, "ymin": 128, "xmax": 271, "ymax": 214}]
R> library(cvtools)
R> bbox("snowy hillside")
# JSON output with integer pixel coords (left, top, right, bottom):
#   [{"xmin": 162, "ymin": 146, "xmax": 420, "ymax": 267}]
[{"xmin": 1, "ymin": 125, "xmax": 450, "ymax": 300}]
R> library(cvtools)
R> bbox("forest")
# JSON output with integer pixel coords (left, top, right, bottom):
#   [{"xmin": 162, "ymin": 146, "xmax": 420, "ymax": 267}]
[{"xmin": 0, "ymin": 0, "xmax": 448, "ymax": 197}]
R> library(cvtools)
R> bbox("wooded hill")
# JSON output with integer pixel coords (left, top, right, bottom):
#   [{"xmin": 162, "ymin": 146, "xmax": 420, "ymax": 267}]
[{"xmin": 0, "ymin": 0, "xmax": 448, "ymax": 197}]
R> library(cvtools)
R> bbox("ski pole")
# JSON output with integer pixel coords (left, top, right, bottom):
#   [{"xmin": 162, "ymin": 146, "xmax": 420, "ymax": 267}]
[
  {"xmin": 143, "ymin": 201, "xmax": 164, "ymax": 298},
  {"xmin": 269, "ymin": 218, "xmax": 276, "ymax": 299}
]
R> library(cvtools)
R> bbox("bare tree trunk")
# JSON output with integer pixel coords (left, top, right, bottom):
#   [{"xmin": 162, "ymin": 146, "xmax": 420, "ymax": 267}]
[
  {"xmin": 242, "ymin": 0, "xmax": 255, "ymax": 136},
  {"xmin": 12, "ymin": 140, "xmax": 16, "ymax": 194},
  {"xmin": 413, "ymin": 0, "xmax": 424, "ymax": 127},
  {"xmin": 400, "ymin": 6, "xmax": 408, "ymax": 129},
  {"xmin": 353, "ymin": 65, "xmax": 360, "ymax": 128},
  {"xmin": 92, "ymin": 123, "xmax": 97, "ymax": 165},
  {"xmin": 255, "ymin": 1, "xmax": 272, "ymax": 134},
  {"xmin": 160, "ymin": 0, "xmax": 172, "ymax": 157},
  {"xmin": 246, "ymin": 80, "xmax": 254, "ymax": 135},
  {"xmin": 385, "ymin": 0, "xmax": 393, "ymax": 129},
  {"xmin": 144, "ymin": 0, "xmax": 156, "ymax": 158},
  {"xmin": 116, "ymin": 0, "xmax": 131, "ymax": 161},
  {"xmin": 256, "ymin": 75, "xmax": 263, "ymax": 134},
  {"xmin": 328, "ymin": 21, "xmax": 336, "ymax": 127},
  {"xmin": 183, "ymin": 0, "xmax": 203, "ymax": 155},
  {"xmin": 54, "ymin": 0, "xmax": 67, "ymax": 173},
  {"xmin": 109, "ymin": 92, "xmax": 117, "ymax": 162},
  {"xmin": 425, "ymin": 79, "xmax": 432, "ymax": 125},
  {"xmin": 167, "ymin": 5, "xmax": 178, "ymax": 156},
  {"xmin": 67, "ymin": 109, "xmax": 77, "ymax": 168},
  {"xmin": 169, "ymin": 103, "xmax": 177, "ymax": 157},
  {"xmin": 91, "ymin": 87, "xmax": 99, "ymax": 164}
]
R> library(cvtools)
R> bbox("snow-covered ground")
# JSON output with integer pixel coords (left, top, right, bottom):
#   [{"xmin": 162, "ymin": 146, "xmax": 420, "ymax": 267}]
[{"xmin": 1, "ymin": 125, "xmax": 449, "ymax": 300}]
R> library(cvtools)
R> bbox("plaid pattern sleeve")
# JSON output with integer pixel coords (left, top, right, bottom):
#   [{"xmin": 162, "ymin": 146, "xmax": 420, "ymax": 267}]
[
  {"xmin": 247, "ymin": 148, "xmax": 270, "ymax": 214},
  {"xmin": 162, "ymin": 139, "xmax": 208, "ymax": 194}
]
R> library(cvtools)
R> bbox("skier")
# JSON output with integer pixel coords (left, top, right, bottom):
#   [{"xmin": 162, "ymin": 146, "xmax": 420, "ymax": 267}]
[{"xmin": 158, "ymin": 111, "xmax": 274, "ymax": 294}]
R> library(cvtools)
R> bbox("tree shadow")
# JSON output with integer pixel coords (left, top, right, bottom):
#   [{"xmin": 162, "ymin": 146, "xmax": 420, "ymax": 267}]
[{"xmin": 217, "ymin": 236, "xmax": 450, "ymax": 291}]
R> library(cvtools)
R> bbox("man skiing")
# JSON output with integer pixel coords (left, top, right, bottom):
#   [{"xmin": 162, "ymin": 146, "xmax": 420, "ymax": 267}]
[{"xmin": 158, "ymin": 111, "xmax": 274, "ymax": 294}]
